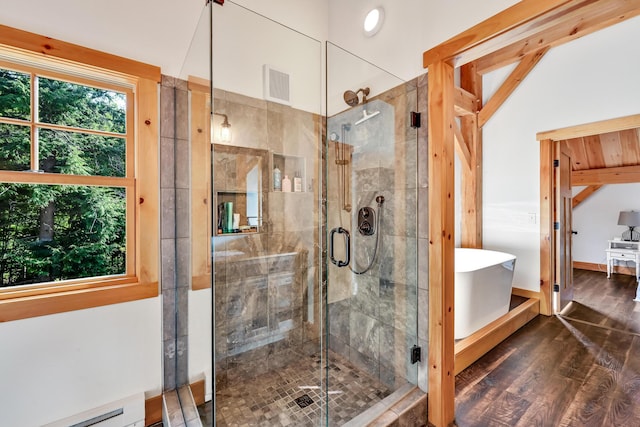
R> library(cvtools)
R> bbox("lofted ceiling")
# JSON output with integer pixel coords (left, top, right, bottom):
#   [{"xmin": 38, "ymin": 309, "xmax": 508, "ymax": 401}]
[{"xmin": 563, "ymin": 128, "xmax": 640, "ymax": 171}]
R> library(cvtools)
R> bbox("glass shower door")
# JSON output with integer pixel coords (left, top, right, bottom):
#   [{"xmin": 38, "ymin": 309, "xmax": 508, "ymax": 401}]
[
  {"xmin": 209, "ymin": 3, "xmax": 325, "ymax": 426},
  {"xmin": 324, "ymin": 42, "xmax": 419, "ymax": 424}
]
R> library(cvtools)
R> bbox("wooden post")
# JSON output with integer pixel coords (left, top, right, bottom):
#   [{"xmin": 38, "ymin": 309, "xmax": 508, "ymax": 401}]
[
  {"xmin": 428, "ymin": 60, "xmax": 456, "ymax": 427},
  {"xmin": 539, "ymin": 139, "xmax": 554, "ymax": 316},
  {"xmin": 460, "ymin": 63, "xmax": 482, "ymax": 248}
]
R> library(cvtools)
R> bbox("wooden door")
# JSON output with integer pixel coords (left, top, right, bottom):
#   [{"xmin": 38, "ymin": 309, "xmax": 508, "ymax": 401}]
[{"xmin": 555, "ymin": 141, "xmax": 574, "ymax": 313}]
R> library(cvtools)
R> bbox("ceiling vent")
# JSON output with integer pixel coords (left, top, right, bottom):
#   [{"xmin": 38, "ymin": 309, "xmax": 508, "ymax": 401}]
[{"xmin": 263, "ymin": 64, "xmax": 291, "ymax": 105}]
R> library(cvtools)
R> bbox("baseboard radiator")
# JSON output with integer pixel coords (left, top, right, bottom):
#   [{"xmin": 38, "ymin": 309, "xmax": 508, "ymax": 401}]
[{"xmin": 43, "ymin": 393, "xmax": 145, "ymax": 427}]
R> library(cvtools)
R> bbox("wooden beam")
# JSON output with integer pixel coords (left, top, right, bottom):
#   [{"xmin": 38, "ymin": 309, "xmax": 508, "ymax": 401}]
[
  {"xmin": 454, "ymin": 86, "xmax": 478, "ymax": 116},
  {"xmin": 537, "ymin": 113, "xmax": 640, "ymax": 141},
  {"xmin": 478, "ymin": 47, "xmax": 549, "ymax": 128},
  {"xmin": 424, "ymin": 0, "xmax": 640, "ymax": 73},
  {"xmin": 475, "ymin": 0, "xmax": 640, "ymax": 74},
  {"xmin": 460, "ymin": 62, "xmax": 483, "ymax": 248},
  {"xmin": 572, "ymin": 165, "xmax": 640, "ymax": 185},
  {"xmin": 455, "ymin": 298, "xmax": 539, "ymax": 375},
  {"xmin": 422, "ymin": 0, "xmax": 572, "ymax": 67},
  {"xmin": 572, "ymin": 185, "xmax": 603, "ymax": 208},
  {"xmin": 454, "ymin": 121, "xmax": 472, "ymax": 170},
  {"xmin": 428, "ymin": 60, "xmax": 456, "ymax": 427}
]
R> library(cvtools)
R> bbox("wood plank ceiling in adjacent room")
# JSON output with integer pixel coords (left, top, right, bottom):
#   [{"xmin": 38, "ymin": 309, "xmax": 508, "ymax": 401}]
[{"xmin": 563, "ymin": 128, "xmax": 640, "ymax": 170}]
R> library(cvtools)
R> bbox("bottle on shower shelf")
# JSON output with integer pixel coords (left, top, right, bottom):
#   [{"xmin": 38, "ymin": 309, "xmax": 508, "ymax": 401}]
[
  {"xmin": 273, "ymin": 166, "xmax": 282, "ymax": 191},
  {"xmin": 282, "ymin": 175, "xmax": 292, "ymax": 192},
  {"xmin": 293, "ymin": 171, "xmax": 302, "ymax": 192}
]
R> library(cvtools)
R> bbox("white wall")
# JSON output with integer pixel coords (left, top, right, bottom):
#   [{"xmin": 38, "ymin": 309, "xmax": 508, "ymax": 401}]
[
  {"xmin": 483, "ymin": 15, "xmax": 640, "ymax": 291},
  {"xmin": 231, "ymin": 0, "xmax": 328, "ymax": 42},
  {"xmin": 573, "ymin": 184, "xmax": 640, "ymax": 265},
  {"xmin": 0, "ymin": 298, "xmax": 162, "ymax": 426},
  {"xmin": 189, "ymin": 289, "xmax": 212, "ymax": 400},
  {"xmin": 0, "ymin": 0, "xmax": 206, "ymax": 78},
  {"xmin": 327, "ymin": 0, "xmax": 517, "ymax": 82},
  {"xmin": 211, "ymin": 1, "xmax": 324, "ymax": 115},
  {"xmin": 0, "ymin": 4, "xmax": 174, "ymax": 424}
]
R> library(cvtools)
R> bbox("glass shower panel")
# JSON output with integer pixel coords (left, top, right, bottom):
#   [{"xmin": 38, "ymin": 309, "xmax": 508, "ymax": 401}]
[
  {"xmin": 211, "ymin": 2, "xmax": 324, "ymax": 426},
  {"xmin": 325, "ymin": 42, "xmax": 419, "ymax": 423}
]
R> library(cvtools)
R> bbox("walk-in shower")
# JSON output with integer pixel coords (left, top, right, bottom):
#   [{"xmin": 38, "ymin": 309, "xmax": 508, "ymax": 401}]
[{"xmin": 207, "ymin": 3, "xmax": 420, "ymax": 424}]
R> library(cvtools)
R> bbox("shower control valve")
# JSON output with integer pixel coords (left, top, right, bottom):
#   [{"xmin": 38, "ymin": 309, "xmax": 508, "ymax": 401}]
[
  {"xmin": 359, "ymin": 221, "xmax": 373, "ymax": 235},
  {"xmin": 357, "ymin": 207, "xmax": 376, "ymax": 236}
]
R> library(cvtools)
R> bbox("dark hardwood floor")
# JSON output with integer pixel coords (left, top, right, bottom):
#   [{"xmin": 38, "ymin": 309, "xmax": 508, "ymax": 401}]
[{"xmin": 455, "ymin": 269, "xmax": 640, "ymax": 426}]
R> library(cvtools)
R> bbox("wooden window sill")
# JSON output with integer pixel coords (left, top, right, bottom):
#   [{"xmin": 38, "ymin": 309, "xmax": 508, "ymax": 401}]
[{"xmin": 0, "ymin": 280, "xmax": 158, "ymax": 322}]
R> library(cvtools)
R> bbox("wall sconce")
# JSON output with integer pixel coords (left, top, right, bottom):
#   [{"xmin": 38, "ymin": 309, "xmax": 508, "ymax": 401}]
[
  {"xmin": 618, "ymin": 210, "xmax": 640, "ymax": 241},
  {"xmin": 214, "ymin": 112, "xmax": 232, "ymax": 143}
]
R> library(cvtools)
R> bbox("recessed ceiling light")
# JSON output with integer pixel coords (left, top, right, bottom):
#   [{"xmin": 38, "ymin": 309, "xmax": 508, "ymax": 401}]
[{"xmin": 363, "ymin": 7, "xmax": 384, "ymax": 37}]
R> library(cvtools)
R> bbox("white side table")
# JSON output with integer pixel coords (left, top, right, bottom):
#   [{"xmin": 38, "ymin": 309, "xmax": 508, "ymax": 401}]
[{"xmin": 605, "ymin": 239, "xmax": 640, "ymax": 301}]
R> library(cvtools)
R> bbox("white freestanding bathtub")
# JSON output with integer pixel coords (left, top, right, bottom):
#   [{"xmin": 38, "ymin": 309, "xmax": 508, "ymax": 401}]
[{"xmin": 455, "ymin": 248, "xmax": 516, "ymax": 340}]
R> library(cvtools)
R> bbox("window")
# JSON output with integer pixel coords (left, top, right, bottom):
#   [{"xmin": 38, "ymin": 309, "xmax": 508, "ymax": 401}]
[{"xmin": 0, "ymin": 26, "xmax": 160, "ymax": 321}]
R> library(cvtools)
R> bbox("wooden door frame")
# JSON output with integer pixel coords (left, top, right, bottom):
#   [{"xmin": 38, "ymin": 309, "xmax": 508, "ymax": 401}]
[
  {"xmin": 538, "ymin": 114, "xmax": 640, "ymax": 316},
  {"xmin": 423, "ymin": 1, "xmax": 640, "ymax": 425}
]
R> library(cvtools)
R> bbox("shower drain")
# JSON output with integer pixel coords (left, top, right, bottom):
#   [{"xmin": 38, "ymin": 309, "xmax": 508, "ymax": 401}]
[{"xmin": 294, "ymin": 394, "xmax": 314, "ymax": 408}]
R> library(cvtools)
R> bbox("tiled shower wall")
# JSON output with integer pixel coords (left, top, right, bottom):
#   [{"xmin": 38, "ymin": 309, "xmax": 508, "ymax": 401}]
[
  {"xmin": 157, "ymin": 75, "xmax": 429, "ymax": 396},
  {"xmin": 160, "ymin": 76, "xmax": 191, "ymax": 390},
  {"xmin": 212, "ymin": 89, "xmax": 322, "ymax": 389},
  {"xmin": 326, "ymin": 76, "xmax": 429, "ymax": 391}
]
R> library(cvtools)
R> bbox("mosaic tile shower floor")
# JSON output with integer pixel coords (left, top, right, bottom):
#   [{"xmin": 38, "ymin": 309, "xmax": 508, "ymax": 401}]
[{"xmin": 201, "ymin": 350, "xmax": 393, "ymax": 426}]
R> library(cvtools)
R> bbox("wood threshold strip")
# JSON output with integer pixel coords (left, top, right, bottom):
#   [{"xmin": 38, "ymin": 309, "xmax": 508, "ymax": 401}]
[
  {"xmin": 0, "ymin": 24, "xmax": 160, "ymax": 82},
  {"xmin": 454, "ymin": 298, "xmax": 539, "ymax": 375}
]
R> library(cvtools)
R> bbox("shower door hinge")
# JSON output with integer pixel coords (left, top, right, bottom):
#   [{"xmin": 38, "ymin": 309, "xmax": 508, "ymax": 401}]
[
  {"xmin": 410, "ymin": 111, "xmax": 421, "ymax": 129},
  {"xmin": 554, "ymin": 222, "xmax": 560, "ymax": 230},
  {"xmin": 553, "ymin": 159, "xmax": 559, "ymax": 167},
  {"xmin": 553, "ymin": 283, "xmax": 560, "ymax": 292},
  {"xmin": 410, "ymin": 345, "xmax": 421, "ymax": 364}
]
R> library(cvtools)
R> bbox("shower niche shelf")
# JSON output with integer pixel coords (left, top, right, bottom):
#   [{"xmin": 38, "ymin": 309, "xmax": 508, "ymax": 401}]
[
  {"xmin": 212, "ymin": 143, "xmax": 268, "ymax": 236},
  {"xmin": 215, "ymin": 191, "xmax": 262, "ymax": 235},
  {"xmin": 272, "ymin": 153, "xmax": 306, "ymax": 192}
]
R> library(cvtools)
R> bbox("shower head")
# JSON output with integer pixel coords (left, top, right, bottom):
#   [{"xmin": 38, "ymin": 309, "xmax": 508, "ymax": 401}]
[
  {"xmin": 375, "ymin": 195, "xmax": 385, "ymax": 206},
  {"xmin": 343, "ymin": 87, "xmax": 371, "ymax": 107},
  {"xmin": 343, "ymin": 90, "xmax": 359, "ymax": 107},
  {"xmin": 355, "ymin": 109, "xmax": 380, "ymax": 125}
]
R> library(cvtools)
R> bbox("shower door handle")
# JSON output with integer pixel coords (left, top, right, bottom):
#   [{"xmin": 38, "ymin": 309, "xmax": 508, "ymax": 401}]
[{"xmin": 329, "ymin": 227, "xmax": 350, "ymax": 267}]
